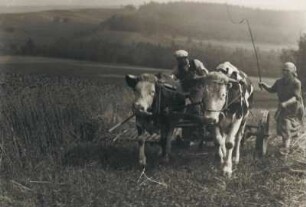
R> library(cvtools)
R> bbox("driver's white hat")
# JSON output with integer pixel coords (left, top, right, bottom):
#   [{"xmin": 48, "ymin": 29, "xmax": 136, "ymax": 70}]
[{"xmin": 174, "ymin": 50, "xmax": 188, "ymax": 58}]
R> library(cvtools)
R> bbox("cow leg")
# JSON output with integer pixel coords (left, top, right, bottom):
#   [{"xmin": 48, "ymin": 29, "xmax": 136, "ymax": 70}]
[
  {"xmin": 223, "ymin": 116, "xmax": 243, "ymax": 177},
  {"xmin": 160, "ymin": 125, "xmax": 174, "ymax": 162},
  {"xmin": 223, "ymin": 148, "xmax": 233, "ymax": 178},
  {"xmin": 225, "ymin": 116, "xmax": 243, "ymax": 150},
  {"xmin": 214, "ymin": 126, "xmax": 225, "ymax": 164},
  {"xmin": 137, "ymin": 126, "xmax": 146, "ymax": 167},
  {"xmin": 233, "ymin": 119, "xmax": 247, "ymax": 164}
]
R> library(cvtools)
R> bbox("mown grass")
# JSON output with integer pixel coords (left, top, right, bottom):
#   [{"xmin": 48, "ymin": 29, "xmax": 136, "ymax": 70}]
[{"xmin": 0, "ymin": 71, "xmax": 305, "ymax": 207}]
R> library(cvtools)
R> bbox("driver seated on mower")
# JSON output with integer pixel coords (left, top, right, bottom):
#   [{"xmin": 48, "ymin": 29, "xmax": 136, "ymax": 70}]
[
  {"xmin": 172, "ymin": 49, "xmax": 208, "ymax": 92},
  {"xmin": 171, "ymin": 50, "xmax": 211, "ymax": 146}
]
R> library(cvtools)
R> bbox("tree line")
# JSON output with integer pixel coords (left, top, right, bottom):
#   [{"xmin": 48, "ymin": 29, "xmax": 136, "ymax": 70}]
[
  {"xmin": 103, "ymin": 2, "xmax": 304, "ymax": 45},
  {"xmin": 12, "ymin": 35, "xmax": 283, "ymax": 78}
]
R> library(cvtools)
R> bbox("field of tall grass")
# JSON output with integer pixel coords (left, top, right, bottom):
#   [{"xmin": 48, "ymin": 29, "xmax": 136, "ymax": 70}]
[
  {"xmin": 0, "ymin": 71, "xmax": 133, "ymax": 170},
  {"xmin": 0, "ymin": 69, "xmax": 305, "ymax": 206}
]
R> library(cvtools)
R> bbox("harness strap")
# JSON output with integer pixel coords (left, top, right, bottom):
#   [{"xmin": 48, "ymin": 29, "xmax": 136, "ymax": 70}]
[
  {"xmin": 151, "ymin": 82, "xmax": 187, "ymax": 115},
  {"xmin": 158, "ymin": 84, "xmax": 162, "ymax": 114},
  {"xmin": 202, "ymin": 83, "xmax": 244, "ymax": 113},
  {"xmin": 152, "ymin": 81, "xmax": 248, "ymax": 116}
]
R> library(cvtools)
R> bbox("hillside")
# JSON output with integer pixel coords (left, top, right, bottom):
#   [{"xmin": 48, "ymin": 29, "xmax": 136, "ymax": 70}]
[
  {"xmin": 0, "ymin": 2, "xmax": 304, "ymax": 49},
  {"xmin": 0, "ymin": 7, "xmax": 125, "ymax": 47},
  {"xmin": 101, "ymin": 2, "xmax": 305, "ymax": 45},
  {"xmin": 0, "ymin": 2, "xmax": 304, "ymax": 77}
]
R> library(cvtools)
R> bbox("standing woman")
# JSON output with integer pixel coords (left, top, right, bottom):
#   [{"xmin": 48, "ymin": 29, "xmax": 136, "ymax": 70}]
[{"xmin": 259, "ymin": 62, "xmax": 304, "ymax": 154}]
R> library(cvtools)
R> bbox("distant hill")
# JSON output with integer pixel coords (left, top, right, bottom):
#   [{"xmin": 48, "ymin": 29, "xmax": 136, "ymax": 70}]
[
  {"xmin": 0, "ymin": 2, "xmax": 304, "ymax": 51},
  {"xmin": 0, "ymin": 2, "xmax": 303, "ymax": 77},
  {"xmin": 101, "ymin": 2, "xmax": 305, "ymax": 45},
  {"xmin": 0, "ymin": 5, "xmax": 122, "ymax": 14},
  {"xmin": 0, "ymin": 6, "xmax": 88, "ymax": 14},
  {"xmin": 0, "ymin": 7, "xmax": 122, "ymax": 47}
]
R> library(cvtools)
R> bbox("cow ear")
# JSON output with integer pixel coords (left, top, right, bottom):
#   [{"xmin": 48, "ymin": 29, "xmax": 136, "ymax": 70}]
[
  {"xmin": 125, "ymin": 74, "xmax": 138, "ymax": 89},
  {"xmin": 228, "ymin": 81, "xmax": 240, "ymax": 90},
  {"xmin": 230, "ymin": 71, "xmax": 238, "ymax": 80},
  {"xmin": 227, "ymin": 82, "xmax": 233, "ymax": 88},
  {"xmin": 155, "ymin": 72, "xmax": 162, "ymax": 79},
  {"xmin": 228, "ymin": 77, "xmax": 238, "ymax": 88}
]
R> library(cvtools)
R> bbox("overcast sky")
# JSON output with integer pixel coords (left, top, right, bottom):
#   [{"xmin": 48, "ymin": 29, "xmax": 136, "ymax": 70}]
[{"xmin": 0, "ymin": 0, "xmax": 305, "ymax": 11}]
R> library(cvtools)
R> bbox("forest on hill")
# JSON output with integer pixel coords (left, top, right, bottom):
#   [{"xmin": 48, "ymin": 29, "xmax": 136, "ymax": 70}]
[
  {"xmin": 102, "ymin": 2, "xmax": 305, "ymax": 44},
  {"xmin": 0, "ymin": 2, "xmax": 304, "ymax": 77}
]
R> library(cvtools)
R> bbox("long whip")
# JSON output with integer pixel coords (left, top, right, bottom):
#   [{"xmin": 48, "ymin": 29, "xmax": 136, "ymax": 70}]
[{"xmin": 226, "ymin": 4, "xmax": 262, "ymax": 82}]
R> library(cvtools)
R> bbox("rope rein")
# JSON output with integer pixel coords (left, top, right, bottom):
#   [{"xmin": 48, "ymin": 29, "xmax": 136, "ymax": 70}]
[{"xmin": 202, "ymin": 88, "xmax": 243, "ymax": 113}]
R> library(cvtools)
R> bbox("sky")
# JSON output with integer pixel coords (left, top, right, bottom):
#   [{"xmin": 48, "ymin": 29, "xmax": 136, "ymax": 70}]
[{"xmin": 0, "ymin": 0, "xmax": 305, "ymax": 11}]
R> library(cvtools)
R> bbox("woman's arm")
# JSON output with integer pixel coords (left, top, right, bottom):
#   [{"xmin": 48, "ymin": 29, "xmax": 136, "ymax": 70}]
[
  {"xmin": 280, "ymin": 96, "xmax": 297, "ymax": 108},
  {"xmin": 280, "ymin": 80, "xmax": 302, "ymax": 108},
  {"xmin": 258, "ymin": 82, "xmax": 276, "ymax": 93}
]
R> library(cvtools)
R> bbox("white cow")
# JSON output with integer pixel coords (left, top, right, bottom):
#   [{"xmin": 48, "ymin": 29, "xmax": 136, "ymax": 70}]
[{"xmin": 200, "ymin": 70, "xmax": 254, "ymax": 177}]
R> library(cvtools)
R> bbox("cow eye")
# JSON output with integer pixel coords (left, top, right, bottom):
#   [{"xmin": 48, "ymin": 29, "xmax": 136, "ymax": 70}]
[
  {"xmin": 150, "ymin": 90, "xmax": 155, "ymax": 95},
  {"xmin": 220, "ymin": 93, "xmax": 226, "ymax": 99}
]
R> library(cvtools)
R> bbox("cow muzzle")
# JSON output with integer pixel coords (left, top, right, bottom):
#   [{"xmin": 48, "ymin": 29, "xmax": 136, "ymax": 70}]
[
  {"xmin": 203, "ymin": 111, "xmax": 223, "ymax": 125},
  {"xmin": 204, "ymin": 117, "xmax": 218, "ymax": 125},
  {"xmin": 132, "ymin": 103, "xmax": 153, "ymax": 117},
  {"xmin": 133, "ymin": 103, "xmax": 145, "ymax": 112}
]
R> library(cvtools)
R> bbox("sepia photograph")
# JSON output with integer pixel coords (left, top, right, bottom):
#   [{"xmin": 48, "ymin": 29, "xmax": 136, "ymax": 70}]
[{"xmin": 0, "ymin": 0, "xmax": 305, "ymax": 206}]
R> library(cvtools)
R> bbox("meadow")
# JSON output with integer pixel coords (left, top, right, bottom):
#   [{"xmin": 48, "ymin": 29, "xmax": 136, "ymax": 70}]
[{"xmin": 0, "ymin": 56, "xmax": 305, "ymax": 206}]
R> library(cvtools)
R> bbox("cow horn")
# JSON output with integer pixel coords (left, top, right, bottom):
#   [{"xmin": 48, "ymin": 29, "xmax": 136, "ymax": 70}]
[
  {"xmin": 125, "ymin": 74, "xmax": 139, "ymax": 88},
  {"xmin": 228, "ymin": 78, "xmax": 238, "ymax": 83},
  {"xmin": 219, "ymin": 112, "xmax": 225, "ymax": 121}
]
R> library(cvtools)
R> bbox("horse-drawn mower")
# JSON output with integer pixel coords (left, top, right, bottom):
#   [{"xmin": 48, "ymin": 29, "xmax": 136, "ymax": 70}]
[{"xmin": 108, "ymin": 108, "xmax": 272, "ymax": 158}]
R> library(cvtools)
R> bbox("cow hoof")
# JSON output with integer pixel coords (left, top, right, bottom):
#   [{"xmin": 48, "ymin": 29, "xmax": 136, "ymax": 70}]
[
  {"xmin": 225, "ymin": 142, "xmax": 234, "ymax": 149},
  {"xmin": 279, "ymin": 147, "xmax": 289, "ymax": 156},
  {"xmin": 139, "ymin": 158, "xmax": 146, "ymax": 167},
  {"xmin": 160, "ymin": 155, "xmax": 170, "ymax": 164},
  {"xmin": 206, "ymin": 141, "xmax": 215, "ymax": 147},
  {"xmin": 223, "ymin": 169, "xmax": 232, "ymax": 178},
  {"xmin": 189, "ymin": 141, "xmax": 196, "ymax": 147},
  {"xmin": 223, "ymin": 165, "xmax": 232, "ymax": 178},
  {"xmin": 233, "ymin": 157, "xmax": 239, "ymax": 165},
  {"xmin": 214, "ymin": 153, "xmax": 222, "ymax": 163},
  {"xmin": 220, "ymin": 158, "xmax": 225, "ymax": 165}
]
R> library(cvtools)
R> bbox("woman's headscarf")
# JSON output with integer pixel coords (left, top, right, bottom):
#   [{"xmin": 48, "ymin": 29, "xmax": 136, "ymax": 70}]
[{"xmin": 283, "ymin": 62, "xmax": 297, "ymax": 77}]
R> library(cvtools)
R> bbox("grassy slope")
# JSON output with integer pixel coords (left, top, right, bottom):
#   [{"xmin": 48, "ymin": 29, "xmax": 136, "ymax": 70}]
[
  {"xmin": 0, "ymin": 8, "xmax": 121, "ymax": 45},
  {"xmin": 0, "ymin": 57, "xmax": 305, "ymax": 206},
  {"xmin": 0, "ymin": 4, "xmax": 303, "ymax": 50},
  {"xmin": 0, "ymin": 4, "xmax": 298, "ymax": 79},
  {"xmin": 103, "ymin": 2, "xmax": 305, "ymax": 45}
]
